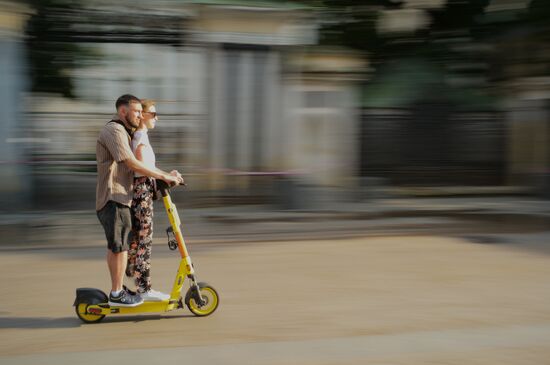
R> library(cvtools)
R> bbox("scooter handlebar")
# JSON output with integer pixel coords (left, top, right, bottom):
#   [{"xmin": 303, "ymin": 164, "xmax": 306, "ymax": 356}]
[{"xmin": 156, "ymin": 179, "xmax": 186, "ymax": 193}]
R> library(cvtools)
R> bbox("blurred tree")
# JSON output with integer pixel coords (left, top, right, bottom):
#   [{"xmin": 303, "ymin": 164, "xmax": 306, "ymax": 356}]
[
  {"xmin": 24, "ymin": 0, "xmax": 185, "ymax": 99},
  {"xmin": 526, "ymin": 0, "xmax": 550, "ymax": 25},
  {"xmin": 307, "ymin": 0, "xmax": 398, "ymax": 65},
  {"xmin": 300, "ymin": 0, "xmax": 550, "ymax": 108},
  {"xmin": 308, "ymin": 0, "xmax": 491, "ymax": 67},
  {"xmin": 307, "ymin": 0, "xmax": 550, "ymax": 74},
  {"xmin": 472, "ymin": 0, "xmax": 550, "ymax": 84},
  {"xmin": 24, "ymin": 0, "xmax": 92, "ymax": 98}
]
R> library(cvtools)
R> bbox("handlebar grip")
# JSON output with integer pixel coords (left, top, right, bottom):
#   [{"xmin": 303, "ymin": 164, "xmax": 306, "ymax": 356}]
[{"xmin": 159, "ymin": 180, "xmax": 186, "ymax": 190}]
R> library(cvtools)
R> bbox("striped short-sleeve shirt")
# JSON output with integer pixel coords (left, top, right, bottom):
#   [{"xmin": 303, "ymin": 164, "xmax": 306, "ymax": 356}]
[{"xmin": 96, "ymin": 120, "xmax": 134, "ymax": 211}]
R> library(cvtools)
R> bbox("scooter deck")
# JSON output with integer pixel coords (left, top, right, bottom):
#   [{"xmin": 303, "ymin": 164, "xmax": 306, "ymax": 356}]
[{"xmin": 87, "ymin": 300, "xmax": 181, "ymax": 315}]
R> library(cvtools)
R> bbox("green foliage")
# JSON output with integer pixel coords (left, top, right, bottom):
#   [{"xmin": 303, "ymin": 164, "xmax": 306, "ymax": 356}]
[
  {"xmin": 300, "ymin": 0, "xmax": 550, "ymax": 108},
  {"xmin": 24, "ymin": 0, "xmax": 95, "ymax": 98}
]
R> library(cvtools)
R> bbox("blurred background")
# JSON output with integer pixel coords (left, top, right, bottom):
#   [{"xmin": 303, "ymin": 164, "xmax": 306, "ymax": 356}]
[
  {"xmin": 2, "ymin": 3, "xmax": 550, "ymax": 362},
  {"xmin": 0, "ymin": 0, "xmax": 549, "ymax": 212}
]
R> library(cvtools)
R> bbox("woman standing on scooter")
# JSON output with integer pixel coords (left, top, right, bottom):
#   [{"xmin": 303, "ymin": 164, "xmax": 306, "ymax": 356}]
[{"xmin": 126, "ymin": 99, "xmax": 179, "ymax": 301}]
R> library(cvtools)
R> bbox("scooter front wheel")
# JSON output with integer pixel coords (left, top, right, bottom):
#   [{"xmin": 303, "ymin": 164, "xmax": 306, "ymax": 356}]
[
  {"xmin": 75, "ymin": 301, "xmax": 105, "ymax": 323},
  {"xmin": 185, "ymin": 282, "xmax": 219, "ymax": 317}
]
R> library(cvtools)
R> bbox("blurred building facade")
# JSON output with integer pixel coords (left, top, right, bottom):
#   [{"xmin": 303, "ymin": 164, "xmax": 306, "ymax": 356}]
[
  {"xmin": 3, "ymin": 0, "xmax": 550, "ymax": 210},
  {"xmin": 21, "ymin": 0, "xmax": 369, "ymax": 209}
]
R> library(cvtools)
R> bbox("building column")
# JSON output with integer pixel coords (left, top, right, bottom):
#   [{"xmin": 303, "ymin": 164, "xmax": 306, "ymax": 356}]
[
  {"xmin": 0, "ymin": 37, "xmax": 29, "ymax": 209},
  {"xmin": 208, "ymin": 46, "xmax": 227, "ymax": 190}
]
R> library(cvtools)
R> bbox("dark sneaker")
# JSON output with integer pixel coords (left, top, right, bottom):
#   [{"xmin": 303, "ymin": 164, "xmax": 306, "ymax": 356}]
[
  {"xmin": 123, "ymin": 285, "xmax": 137, "ymax": 296},
  {"xmin": 108, "ymin": 289, "xmax": 143, "ymax": 307}
]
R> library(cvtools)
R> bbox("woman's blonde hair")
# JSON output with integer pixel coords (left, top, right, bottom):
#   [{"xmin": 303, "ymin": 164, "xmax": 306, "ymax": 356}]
[{"xmin": 141, "ymin": 99, "xmax": 156, "ymax": 112}]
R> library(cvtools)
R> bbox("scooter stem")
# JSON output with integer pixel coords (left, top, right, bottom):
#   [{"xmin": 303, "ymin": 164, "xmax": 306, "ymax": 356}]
[
  {"xmin": 158, "ymin": 183, "xmax": 205, "ymax": 303},
  {"xmin": 162, "ymin": 193, "xmax": 193, "ymax": 271}
]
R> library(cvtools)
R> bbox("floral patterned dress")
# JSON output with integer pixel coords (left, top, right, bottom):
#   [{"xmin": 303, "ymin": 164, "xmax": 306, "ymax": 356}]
[{"xmin": 126, "ymin": 129, "xmax": 157, "ymax": 293}]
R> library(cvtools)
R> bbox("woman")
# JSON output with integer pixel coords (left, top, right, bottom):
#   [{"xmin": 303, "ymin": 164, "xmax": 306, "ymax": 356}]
[{"xmin": 126, "ymin": 99, "xmax": 178, "ymax": 301}]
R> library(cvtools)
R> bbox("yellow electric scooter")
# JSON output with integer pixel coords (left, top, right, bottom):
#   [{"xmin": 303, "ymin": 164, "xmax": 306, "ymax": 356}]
[{"xmin": 74, "ymin": 181, "xmax": 219, "ymax": 323}]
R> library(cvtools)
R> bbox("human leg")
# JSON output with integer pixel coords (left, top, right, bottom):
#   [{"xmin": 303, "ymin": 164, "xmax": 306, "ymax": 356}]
[
  {"xmin": 131, "ymin": 177, "xmax": 168, "ymax": 301},
  {"xmin": 126, "ymin": 226, "xmax": 138, "ymax": 278},
  {"xmin": 107, "ymin": 249, "xmax": 127, "ymax": 292},
  {"xmin": 132, "ymin": 177, "xmax": 154, "ymax": 292},
  {"xmin": 97, "ymin": 201, "xmax": 143, "ymax": 306}
]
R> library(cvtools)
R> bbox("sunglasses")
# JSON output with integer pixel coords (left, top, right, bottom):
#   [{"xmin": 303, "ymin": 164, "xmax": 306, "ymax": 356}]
[{"xmin": 143, "ymin": 111, "xmax": 157, "ymax": 118}]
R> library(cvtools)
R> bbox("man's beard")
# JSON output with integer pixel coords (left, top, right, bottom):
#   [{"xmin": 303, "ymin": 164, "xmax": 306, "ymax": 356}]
[
  {"xmin": 123, "ymin": 115, "xmax": 139, "ymax": 129},
  {"xmin": 128, "ymin": 118, "xmax": 139, "ymax": 128}
]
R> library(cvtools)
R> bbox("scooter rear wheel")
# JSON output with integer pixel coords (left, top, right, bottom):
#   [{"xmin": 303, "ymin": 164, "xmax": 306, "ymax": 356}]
[
  {"xmin": 185, "ymin": 282, "xmax": 219, "ymax": 317},
  {"xmin": 75, "ymin": 302, "xmax": 105, "ymax": 323}
]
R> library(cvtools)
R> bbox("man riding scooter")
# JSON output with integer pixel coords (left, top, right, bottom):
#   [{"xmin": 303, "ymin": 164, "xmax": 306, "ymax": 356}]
[{"xmin": 96, "ymin": 94, "xmax": 183, "ymax": 307}]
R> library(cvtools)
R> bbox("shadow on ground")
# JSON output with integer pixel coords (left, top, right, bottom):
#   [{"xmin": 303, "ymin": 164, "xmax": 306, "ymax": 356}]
[{"xmin": 0, "ymin": 313, "xmax": 194, "ymax": 329}]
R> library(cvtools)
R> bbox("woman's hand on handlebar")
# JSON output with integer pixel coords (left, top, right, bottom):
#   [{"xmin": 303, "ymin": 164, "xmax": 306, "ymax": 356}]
[
  {"xmin": 170, "ymin": 170, "xmax": 185, "ymax": 186},
  {"xmin": 170, "ymin": 170, "xmax": 181, "ymax": 179}
]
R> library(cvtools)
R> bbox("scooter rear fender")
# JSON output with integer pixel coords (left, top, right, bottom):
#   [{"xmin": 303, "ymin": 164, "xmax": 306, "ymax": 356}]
[{"xmin": 74, "ymin": 288, "xmax": 108, "ymax": 306}]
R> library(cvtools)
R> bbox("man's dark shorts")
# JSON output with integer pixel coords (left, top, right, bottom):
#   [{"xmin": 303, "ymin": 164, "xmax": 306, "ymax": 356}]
[{"xmin": 97, "ymin": 200, "xmax": 131, "ymax": 253}]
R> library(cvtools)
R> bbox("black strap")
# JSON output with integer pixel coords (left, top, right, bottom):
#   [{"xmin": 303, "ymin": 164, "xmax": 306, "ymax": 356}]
[{"xmin": 108, "ymin": 119, "xmax": 133, "ymax": 138}]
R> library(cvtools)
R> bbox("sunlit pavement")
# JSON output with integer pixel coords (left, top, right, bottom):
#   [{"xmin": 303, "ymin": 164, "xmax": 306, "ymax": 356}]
[{"xmin": 1, "ymin": 234, "xmax": 550, "ymax": 364}]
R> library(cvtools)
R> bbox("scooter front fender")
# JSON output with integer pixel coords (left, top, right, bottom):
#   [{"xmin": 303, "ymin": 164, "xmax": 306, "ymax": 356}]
[{"xmin": 74, "ymin": 288, "xmax": 108, "ymax": 306}]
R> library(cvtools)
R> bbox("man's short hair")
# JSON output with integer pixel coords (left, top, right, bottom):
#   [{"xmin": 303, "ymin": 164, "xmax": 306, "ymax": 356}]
[{"xmin": 116, "ymin": 94, "xmax": 141, "ymax": 110}]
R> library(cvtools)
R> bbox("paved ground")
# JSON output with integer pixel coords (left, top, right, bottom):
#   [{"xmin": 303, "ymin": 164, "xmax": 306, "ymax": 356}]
[{"xmin": 1, "ymin": 232, "xmax": 550, "ymax": 364}]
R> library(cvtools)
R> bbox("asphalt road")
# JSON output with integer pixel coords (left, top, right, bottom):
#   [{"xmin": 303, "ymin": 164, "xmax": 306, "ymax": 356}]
[{"xmin": 1, "ymin": 234, "xmax": 550, "ymax": 364}]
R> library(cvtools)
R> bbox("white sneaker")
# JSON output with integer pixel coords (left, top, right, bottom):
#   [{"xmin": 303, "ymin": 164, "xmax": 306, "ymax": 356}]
[{"xmin": 140, "ymin": 289, "xmax": 170, "ymax": 302}]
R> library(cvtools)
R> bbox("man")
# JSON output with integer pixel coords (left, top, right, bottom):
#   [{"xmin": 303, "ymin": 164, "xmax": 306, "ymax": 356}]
[{"xmin": 96, "ymin": 94, "xmax": 182, "ymax": 306}]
